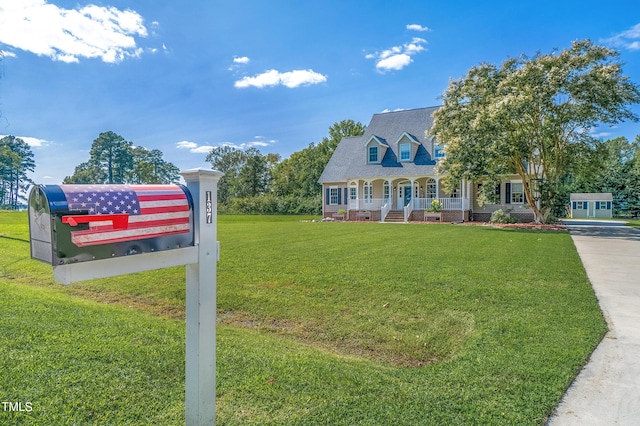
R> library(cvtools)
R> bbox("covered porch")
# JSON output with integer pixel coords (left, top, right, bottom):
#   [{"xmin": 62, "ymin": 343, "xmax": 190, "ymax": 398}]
[{"xmin": 346, "ymin": 177, "xmax": 471, "ymax": 222}]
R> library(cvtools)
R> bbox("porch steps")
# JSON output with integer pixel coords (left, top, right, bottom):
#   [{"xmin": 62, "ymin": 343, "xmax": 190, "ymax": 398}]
[{"xmin": 384, "ymin": 210, "xmax": 405, "ymax": 223}]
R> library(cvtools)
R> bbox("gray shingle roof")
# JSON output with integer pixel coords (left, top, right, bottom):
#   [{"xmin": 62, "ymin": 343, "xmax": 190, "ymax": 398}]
[
  {"xmin": 319, "ymin": 106, "xmax": 440, "ymax": 183},
  {"xmin": 570, "ymin": 193, "xmax": 613, "ymax": 201}
]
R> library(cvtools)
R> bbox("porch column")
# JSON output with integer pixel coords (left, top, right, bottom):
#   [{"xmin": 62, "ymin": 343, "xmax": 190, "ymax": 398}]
[
  {"xmin": 460, "ymin": 178, "xmax": 465, "ymax": 221},
  {"xmin": 410, "ymin": 179, "xmax": 416, "ymax": 207}
]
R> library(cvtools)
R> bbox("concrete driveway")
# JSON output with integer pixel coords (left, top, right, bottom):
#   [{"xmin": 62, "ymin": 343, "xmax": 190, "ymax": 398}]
[{"xmin": 547, "ymin": 220, "xmax": 640, "ymax": 425}]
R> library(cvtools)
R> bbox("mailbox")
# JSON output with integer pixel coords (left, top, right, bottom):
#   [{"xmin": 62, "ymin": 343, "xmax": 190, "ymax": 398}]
[{"xmin": 28, "ymin": 183, "xmax": 194, "ymax": 266}]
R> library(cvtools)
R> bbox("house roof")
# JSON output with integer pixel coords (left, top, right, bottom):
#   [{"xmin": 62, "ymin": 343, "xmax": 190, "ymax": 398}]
[
  {"xmin": 319, "ymin": 106, "xmax": 439, "ymax": 183},
  {"xmin": 570, "ymin": 193, "xmax": 613, "ymax": 201}
]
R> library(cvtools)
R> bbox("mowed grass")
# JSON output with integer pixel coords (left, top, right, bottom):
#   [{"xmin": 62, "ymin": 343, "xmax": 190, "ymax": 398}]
[{"xmin": 0, "ymin": 211, "xmax": 606, "ymax": 424}]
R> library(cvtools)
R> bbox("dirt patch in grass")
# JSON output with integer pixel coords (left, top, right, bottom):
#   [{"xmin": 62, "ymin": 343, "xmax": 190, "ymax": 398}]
[
  {"xmin": 66, "ymin": 288, "xmax": 185, "ymax": 320},
  {"xmin": 217, "ymin": 310, "xmax": 473, "ymax": 368}
]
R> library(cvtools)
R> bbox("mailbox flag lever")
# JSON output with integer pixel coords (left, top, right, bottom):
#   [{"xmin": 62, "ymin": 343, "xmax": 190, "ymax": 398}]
[{"xmin": 62, "ymin": 214, "xmax": 129, "ymax": 229}]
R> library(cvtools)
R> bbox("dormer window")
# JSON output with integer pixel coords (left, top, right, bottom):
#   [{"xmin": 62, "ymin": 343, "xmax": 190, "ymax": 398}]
[
  {"xmin": 434, "ymin": 143, "xmax": 445, "ymax": 159},
  {"xmin": 394, "ymin": 133, "xmax": 419, "ymax": 162},
  {"xmin": 369, "ymin": 146, "xmax": 378, "ymax": 163},
  {"xmin": 399, "ymin": 143, "xmax": 411, "ymax": 161},
  {"xmin": 365, "ymin": 135, "xmax": 387, "ymax": 164}
]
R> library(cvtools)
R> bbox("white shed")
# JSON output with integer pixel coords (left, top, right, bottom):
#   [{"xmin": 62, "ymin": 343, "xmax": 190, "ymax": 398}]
[{"xmin": 569, "ymin": 193, "xmax": 613, "ymax": 219}]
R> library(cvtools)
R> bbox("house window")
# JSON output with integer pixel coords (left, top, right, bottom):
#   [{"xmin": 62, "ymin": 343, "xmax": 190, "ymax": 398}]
[
  {"xmin": 364, "ymin": 182, "xmax": 372, "ymax": 201},
  {"xmin": 426, "ymin": 178, "xmax": 437, "ymax": 199},
  {"xmin": 595, "ymin": 201, "xmax": 612, "ymax": 210},
  {"xmin": 350, "ymin": 187, "xmax": 357, "ymax": 200},
  {"xmin": 399, "ymin": 143, "xmax": 411, "ymax": 161},
  {"xmin": 510, "ymin": 182, "xmax": 524, "ymax": 204},
  {"xmin": 434, "ymin": 143, "xmax": 445, "ymax": 159},
  {"xmin": 329, "ymin": 187, "xmax": 340, "ymax": 205},
  {"xmin": 383, "ymin": 182, "xmax": 390, "ymax": 200},
  {"xmin": 575, "ymin": 201, "xmax": 585, "ymax": 210},
  {"xmin": 368, "ymin": 146, "xmax": 378, "ymax": 163}
]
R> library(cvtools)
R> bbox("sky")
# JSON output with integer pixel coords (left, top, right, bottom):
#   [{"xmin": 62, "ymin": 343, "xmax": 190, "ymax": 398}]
[{"xmin": 1, "ymin": 0, "xmax": 640, "ymax": 185}]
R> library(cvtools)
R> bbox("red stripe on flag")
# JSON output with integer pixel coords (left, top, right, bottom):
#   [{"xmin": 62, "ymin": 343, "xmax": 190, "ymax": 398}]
[
  {"xmin": 138, "ymin": 193, "xmax": 186, "ymax": 202},
  {"xmin": 140, "ymin": 204, "xmax": 190, "ymax": 215}
]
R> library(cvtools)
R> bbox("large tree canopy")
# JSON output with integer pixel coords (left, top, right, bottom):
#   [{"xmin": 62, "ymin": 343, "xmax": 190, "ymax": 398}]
[
  {"xmin": 430, "ymin": 40, "xmax": 640, "ymax": 223},
  {"xmin": 65, "ymin": 131, "xmax": 179, "ymax": 184}
]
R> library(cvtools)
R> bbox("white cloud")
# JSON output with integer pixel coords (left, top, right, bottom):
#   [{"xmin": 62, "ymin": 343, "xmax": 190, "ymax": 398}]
[
  {"xmin": 235, "ymin": 69, "xmax": 327, "ymax": 88},
  {"xmin": 376, "ymin": 54, "xmax": 412, "ymax": 71},
  {"xmin": 233, "ymin": 56, "xmax": 250, "ymax": 64},
  {"xmin": 406, "ymin": 24, "xmax": 430, "ymax": 32},
  {"xmin": 0, "ymin": 50, "xmax": 16, "ymax": 58},
  {"xmin": 0, "ymin": 0, "xmax": 148, "ymax": 63},
  {"xmin": 601, "ymin": 23, "xmax": 640, "ymax": 51},
  {"xmin": 366, "ymin": 37, "xmax": 427, "ymax": 72},
  {"xmin": 0, "ymin": 134, "xmax": 50, "ymax": 147},
  {"xmin": 176, "ymin": 141, "xmax": 214, "ymax": 154},
  {"xmin": 176, "ymin": 137, "xmax": 277, "ymax": 153}
]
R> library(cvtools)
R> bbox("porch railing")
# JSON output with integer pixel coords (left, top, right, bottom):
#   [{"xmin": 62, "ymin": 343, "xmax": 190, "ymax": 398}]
[
  {"xmin": 414, "ymin": 198, "xmax": 469, "ymax": 210},
  {"xmin": 403, "ymin": 201, "xmax": 413, "ymax": 223},
  {"xmin": 349, "ymin": 198, "xmax": 388, "ymax": 211},
  {"xmin": 348, "ymin": 197, "xmax": 469, "ymax": 213},
  {"xmin": 380, "ymin": 201, "xmax": 391, "ymax": 222}
]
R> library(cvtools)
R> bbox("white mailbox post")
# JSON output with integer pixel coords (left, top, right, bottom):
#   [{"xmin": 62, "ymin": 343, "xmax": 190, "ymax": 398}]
[
  {"xmin": 28, "ymin": 167, "xmax": 223, "ymax": 426},
  {"xmin": 181, "ymin": 168, "xmax": 222, "ymax": 425}
]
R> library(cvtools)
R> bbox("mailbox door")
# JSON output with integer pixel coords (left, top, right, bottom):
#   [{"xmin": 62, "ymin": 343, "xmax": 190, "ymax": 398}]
[{"xmin": 28, "ymin": 185, "xmax": 54, "ymax": 264}]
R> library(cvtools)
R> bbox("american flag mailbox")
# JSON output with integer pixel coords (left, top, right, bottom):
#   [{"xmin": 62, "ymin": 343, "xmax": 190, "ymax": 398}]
[{"xmin": 28, "ymin": 183, "xmax": 194, "ymax": 266}]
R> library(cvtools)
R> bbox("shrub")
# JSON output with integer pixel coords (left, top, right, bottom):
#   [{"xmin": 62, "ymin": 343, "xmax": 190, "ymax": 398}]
[{"xmin": 490, "ymin": 209, "xmax": 518, "ymax": 224}]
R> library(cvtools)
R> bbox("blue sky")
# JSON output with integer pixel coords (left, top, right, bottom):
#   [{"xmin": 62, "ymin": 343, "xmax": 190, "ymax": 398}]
[{"xmin": 1, "ymin": 0, "xmax": 640, "ymax": 185}]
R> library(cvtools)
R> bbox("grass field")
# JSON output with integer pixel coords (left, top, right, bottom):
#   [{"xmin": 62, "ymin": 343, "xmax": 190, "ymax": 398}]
[{"xmin": 0, "ymin": 211, "xmax": 606, "ymax": 425}]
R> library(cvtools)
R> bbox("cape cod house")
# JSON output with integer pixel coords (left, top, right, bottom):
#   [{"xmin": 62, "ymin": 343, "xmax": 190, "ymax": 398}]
[{"xmin": 318, "ymin": 106, "xmax": 534, "ymax": 222}]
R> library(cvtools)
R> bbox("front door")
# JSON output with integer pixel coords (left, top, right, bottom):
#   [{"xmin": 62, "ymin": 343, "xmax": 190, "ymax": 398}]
[{"xmin": 403, "ymin": 185, "xmax": 412, "ymax": 207}]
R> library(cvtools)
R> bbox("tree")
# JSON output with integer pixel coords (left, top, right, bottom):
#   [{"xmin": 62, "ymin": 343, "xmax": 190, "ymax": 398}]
[
  {"xmin": 65, "ymin": 131, "xmax": 179, "ymax": 185},
  {"xmin": 272, "ymin": 119, "xmax": 365, "ymax": 200},
  {"xmin": 63, "ymin": 161, "xmax": 106, "ymax": 184},
  {"xmin": 89, "ymin": 131, "xmax": 133, "ymax": 184},
  {"xmin": 324, "ymin": 119, "xmax": 366, "ymax": 151},
  {"xmin": 205, "ymin": 146, "xmax": 249, "ymax": 204},
  {"xmin": 235, "ymin": 148, "xmax": 271, "ymax": 198},
  {"xmin": 430, "ymin": 40, "xmax": 640, "ymax": 223},
  {"xmin": 0, "ymin": 136, "xmax": 35, "ymax": 209},
  {"xmin": 127, "ymin": 147, "xmax": 180, "ymax": 184}
]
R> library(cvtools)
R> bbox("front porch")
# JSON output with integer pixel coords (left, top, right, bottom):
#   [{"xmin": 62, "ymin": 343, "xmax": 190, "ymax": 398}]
[
  {"xmin": 345, "ymin": 177, "xmax": 471, "ymax": 222},
  {"xmin": 346, "ymin": 198, "xmax": 470, "ymax": 222}
]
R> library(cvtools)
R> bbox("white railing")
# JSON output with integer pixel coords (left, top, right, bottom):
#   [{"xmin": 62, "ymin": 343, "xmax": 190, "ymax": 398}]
[
  {"xmin": 349, "ymin": 198, "xmax": 469, "ymax": 213},
  {"xmin": 349, "ymin": 198, "xmax": 387, "ymax": 211},
  {"xmin": 404, "ymin": 201, "xmax": 413, "ymax": 222},
  {"xmin": 380, "ymin": 201, "xmax": 391, "ymax": 222},
  {"xmin": 414, "ymin": 198, "xmax": 469, "ymax": 210}
]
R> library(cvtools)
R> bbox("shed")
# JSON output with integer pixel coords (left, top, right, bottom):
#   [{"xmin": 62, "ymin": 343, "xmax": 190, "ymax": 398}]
[{"xmin": 569, "ymin": 193, "xmax": 613, "ymax": 219}]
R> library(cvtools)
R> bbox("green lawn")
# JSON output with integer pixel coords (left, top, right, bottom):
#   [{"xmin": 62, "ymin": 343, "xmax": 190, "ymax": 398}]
[
  {"xmin": 624, "ymin": 218, "xmax": 640, "ymax": 229},
  {"xmin": 0, "ymin": 211, "xmax": 606, "ymax": 425}
]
